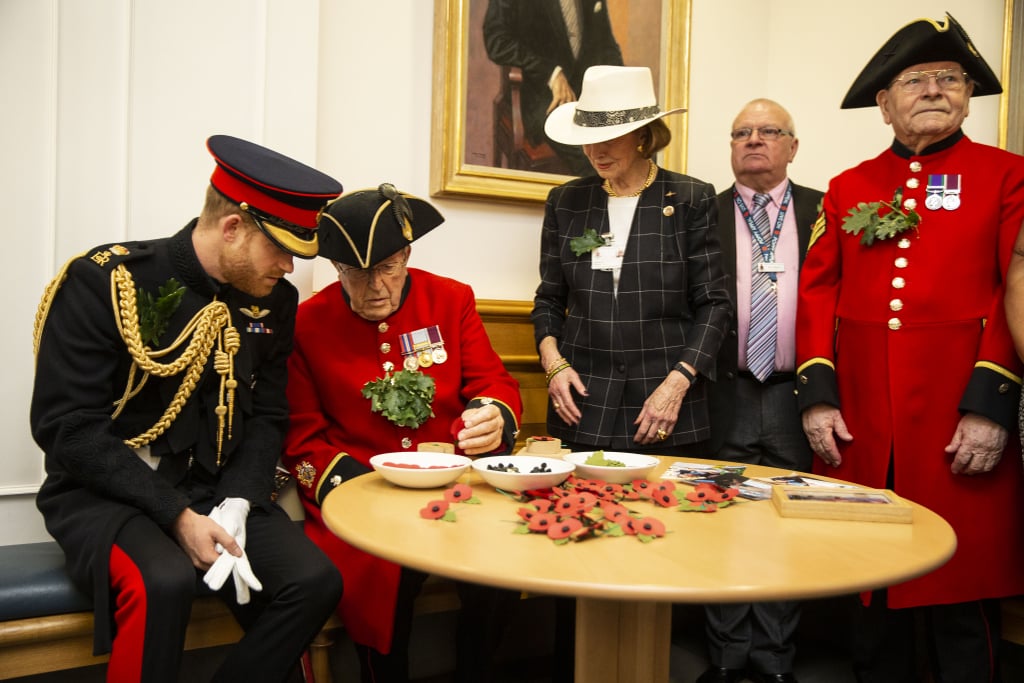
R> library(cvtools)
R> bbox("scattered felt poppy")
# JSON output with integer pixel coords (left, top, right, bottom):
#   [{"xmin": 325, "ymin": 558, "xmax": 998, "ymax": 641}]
[
  {"xmin": 547, "ymin": 517, "xmax": 584, "ymax": 540},
  {"xmin": 530, "ymin": 498, "xmax": 554, "ymax": 513},
  {"xmin": 444, "ymin": 483, "xmax": 474, "ymax": 503},
  {"xmin": 420, "ymin": 500, "xmax": 450, "ymax": 519},
  {"xmin": 517, "ymin": 506, "xmax": 538, "ymax": 522},
  {"xmin": 599, "ymin": 500, "xmax": 630, "ymax": 522},
  {"xmin": 634, "ymin": 516, "xmax": 666, "ymax": 537},
  {"xmin": 528, "ymin": 512, "xmax": 558, "ymax": 533},
  {"xmin": 652, "ymin": 489, "xmax": 677, "ymax": 507}
]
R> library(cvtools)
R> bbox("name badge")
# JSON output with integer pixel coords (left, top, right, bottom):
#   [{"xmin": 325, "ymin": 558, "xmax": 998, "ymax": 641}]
[{"xmin": 757, "ymin": 262, "xmax": 785, "ymax": 273}]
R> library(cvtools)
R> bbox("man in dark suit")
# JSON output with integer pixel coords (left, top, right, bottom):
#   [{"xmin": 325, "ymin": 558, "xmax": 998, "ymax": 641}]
[
  {"xmin": 700, "ymin": 99, "xmax": 822, "ymax": 683},
  {"xmin": 483, "ymin": 0, "xmax": 623, "ymax": 175}
]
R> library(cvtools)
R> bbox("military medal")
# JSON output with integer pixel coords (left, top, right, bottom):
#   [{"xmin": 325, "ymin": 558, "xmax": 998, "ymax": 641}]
[
  {"xmin": 399, "ymin": 330, "xmax": 420, "ymax": 369},
  {"xmin": 926, "ymin": 174, "xmax": 961, "ymax": 211},
  {"xmin": 427, "ymin": 325, "xmax": 447, "ymax": 364},
  {"xmin": 942, "ymin": 175, "xmax": 960, "ymax": 210},
  {"xmin": 925, "ymin": 175, "xmax": 944, "ymax": 210}
]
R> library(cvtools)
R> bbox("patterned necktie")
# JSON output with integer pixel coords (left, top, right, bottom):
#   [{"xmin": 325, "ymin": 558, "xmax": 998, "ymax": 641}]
[
  {"xmin": 746, "ymin": 192, "xmax": 777, "ymax": 382},
  {"xmin": 560, "ymin": 0, "xmax": 581, "ymax": 58}
]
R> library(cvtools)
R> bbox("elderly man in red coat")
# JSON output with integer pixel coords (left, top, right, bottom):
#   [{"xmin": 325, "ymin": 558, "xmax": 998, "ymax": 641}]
[
  {"xmin": 282, "ymin": 184, "xmax": 523, "ymax": 683},
  {"xmin": 796, "ymin": 13, "xmax": 1024, "ymax": 683}
]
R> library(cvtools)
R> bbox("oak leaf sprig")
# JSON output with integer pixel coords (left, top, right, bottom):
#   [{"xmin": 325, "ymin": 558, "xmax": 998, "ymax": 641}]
[
  {"xmin": 569, "ymin": 228, "xmax": 608, "ymax": 256},
  {"xmin": 137, "ymin": 278, "xmax": 185, "ymax": 347},
  {"xmin": 841, "ymin": 188, "xmax": 921, "ymax": 246},
  {"xmin": 362, "ymin": 369, "xmax": 436, "ymax": 428}
]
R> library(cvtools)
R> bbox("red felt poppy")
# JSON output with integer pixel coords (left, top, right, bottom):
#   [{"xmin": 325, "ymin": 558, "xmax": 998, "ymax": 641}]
[
  {"xmin": 517, "ymin": 506, "xmax": 537, "ymax": 522},
  {"xmin": 530, "ymin": 498, "xmax": 554, "ymax": 513},
  {"xmin": 547, "ymin": 517, "xmax": 584, "ymax": 540},
  {"xmin": 420, "ymin": 500, "xmax": 450, "ymax": 519},
  {"xmin": 652, "ymin": 490, "xmax": 677, "ymax": 507},
  {"xmin": 629, "ymin": 480, "xmax": 654, "ymax": 499},
  {"xmin": 634, "ymin": 517, "xmax": 666, "ymax": 537},
  {"xmin": 444, "ymin": 483, "xmax": 473, "ymax": 503},
  {"xmin": 528, "ymin": 512, "xmax": 558, "ymax": 533}
]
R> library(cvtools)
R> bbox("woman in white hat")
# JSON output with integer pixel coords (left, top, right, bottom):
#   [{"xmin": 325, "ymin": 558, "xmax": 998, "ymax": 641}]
[{"xmin": 533, "ymin": 65, "xmax": 731, "ymax": 456}]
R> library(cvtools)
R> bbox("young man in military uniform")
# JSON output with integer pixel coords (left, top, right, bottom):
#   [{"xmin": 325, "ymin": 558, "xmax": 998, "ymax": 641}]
[{"xmin": 31, "ymin": 135, "xmax": 344, "ymax": 682}]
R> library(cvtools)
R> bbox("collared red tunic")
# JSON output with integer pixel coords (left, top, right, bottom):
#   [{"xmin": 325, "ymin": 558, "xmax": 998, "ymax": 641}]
[
  {"xmin": 283, "ymin": 269, "xmax": 522, "ymax": 652},
  {"xmin": 796, "ymin": 132, "xmax": 1024, "ymax": 608}
]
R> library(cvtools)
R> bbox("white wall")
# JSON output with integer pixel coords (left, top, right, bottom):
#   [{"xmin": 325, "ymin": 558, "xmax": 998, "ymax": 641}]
[{"xmin": 0, "ymin": 0, "xmax": 1010, "ymax": 545}]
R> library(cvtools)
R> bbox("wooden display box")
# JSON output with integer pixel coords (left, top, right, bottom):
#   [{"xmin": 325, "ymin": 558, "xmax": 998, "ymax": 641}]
[{"xmin": 771, "ymin": 485, "xmax": 913, "ymax": 523}]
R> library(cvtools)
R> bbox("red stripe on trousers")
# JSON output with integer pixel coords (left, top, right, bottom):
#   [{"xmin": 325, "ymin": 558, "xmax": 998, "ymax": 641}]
[{"xmin": 108, "ymin": 543, "xmax": 147, "ymax": 683}]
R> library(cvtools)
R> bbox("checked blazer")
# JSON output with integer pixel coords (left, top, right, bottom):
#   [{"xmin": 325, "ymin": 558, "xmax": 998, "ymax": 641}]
[{"xmin": 532, "ymin": 167, "xmax": 732, "ymax": 448}]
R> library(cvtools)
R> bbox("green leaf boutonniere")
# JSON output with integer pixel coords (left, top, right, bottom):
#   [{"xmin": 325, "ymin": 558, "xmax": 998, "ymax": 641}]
[
  {"xmin": 137, "ymin": 278, "xmax": 186, "ymax": 347},
  {"xmin": 362, "ymin": 369, "xmax": 437, "ymax": 428},
  {"xmin": 841, "ymin": 188, "xmax": 921, "ymax": 246},
  {"xmin": 569, "ymin": 228, "xmax": 609, "ymax": 256}
]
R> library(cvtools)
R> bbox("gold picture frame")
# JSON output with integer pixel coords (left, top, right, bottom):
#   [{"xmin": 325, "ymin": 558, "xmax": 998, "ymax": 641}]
[{"xmin": 429, "ymin": 0, "xmax": 692, "ymax": 204}]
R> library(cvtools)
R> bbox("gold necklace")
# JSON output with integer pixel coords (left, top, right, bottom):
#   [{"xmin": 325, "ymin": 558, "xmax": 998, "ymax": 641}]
[{"xmin": 603, "ymin": 160, "xmax": 657, "ymax": 198}]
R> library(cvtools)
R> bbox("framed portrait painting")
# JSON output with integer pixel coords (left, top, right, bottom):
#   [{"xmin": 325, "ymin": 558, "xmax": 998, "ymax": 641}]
[{"xmin": 430, "ymin": 0, "xmax": 692, "ymax": 203}]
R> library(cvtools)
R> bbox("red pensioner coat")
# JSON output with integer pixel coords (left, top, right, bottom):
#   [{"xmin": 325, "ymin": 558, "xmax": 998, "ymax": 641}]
[
  {"xmin": 796, "ymin": 134, "xmax": 1024, "ymax": 608},
  {"xmin": 283, "ymin": 269, "xmax": 522, "ymax": 651}
]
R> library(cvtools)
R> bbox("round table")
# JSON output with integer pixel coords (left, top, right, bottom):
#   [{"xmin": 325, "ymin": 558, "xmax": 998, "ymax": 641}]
[{"xmin": 322, "ymin": 457, "xmax": 956, "ymax": 683}]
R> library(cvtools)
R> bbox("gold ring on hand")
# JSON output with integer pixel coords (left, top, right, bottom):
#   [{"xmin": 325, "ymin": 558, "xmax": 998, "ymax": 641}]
[
  {"xmin": 553, "ymin": 402, "xmax": 561, "ymax": 410},
  {"xmin": 656, "ymin": 428, "xmax": 668, "ymax": 441}
]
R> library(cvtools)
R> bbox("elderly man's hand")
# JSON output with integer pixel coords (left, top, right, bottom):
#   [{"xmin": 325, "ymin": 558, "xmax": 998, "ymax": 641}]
[
  {"xmin": 802, "ymin": 404, "xmax": 853, "ymax": 467},
  {"xmin": 456, "ymin": 403, "xmax": 504, "ymax": 455},
  {"xmin": 945, "ymin": 413, "xmax": 1007, "ymax": 475}
]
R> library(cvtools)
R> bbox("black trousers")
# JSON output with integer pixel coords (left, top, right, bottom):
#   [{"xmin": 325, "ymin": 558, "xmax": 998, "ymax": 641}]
[
  {"xmin": 853, "ymin": 590, "xmax": 1002, "ymax": 683},
  {"xmin": 355, "ymin": 568, "xmax": 517, "ymax": 683},
  {"xmin": 109, "ymin": 505, "xmax": 343, "ymax": 683},
  {"xmin": 703, "ymin": 376, "xmax": 812, "ymax": 674}
]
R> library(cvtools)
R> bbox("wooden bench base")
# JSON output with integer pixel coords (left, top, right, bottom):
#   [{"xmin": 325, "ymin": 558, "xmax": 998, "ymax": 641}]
[{"xmin": 0, "ymin": 578, "xmax": 463, "ymax": 682}]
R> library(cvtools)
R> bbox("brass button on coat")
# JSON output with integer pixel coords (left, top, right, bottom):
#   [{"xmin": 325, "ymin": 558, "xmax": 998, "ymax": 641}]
[
  {"xmin": 892, "ymin": 277, "xmax": 906, "ymax": 289},
  {"xmin": 888, "ymin": 318, "xmax": 902, "ymax": 330},
  {"xmin": 895, "ymin": 257, "xmax": 908, "ymax": 268},
  {"xmin": 890, "ymin": 299, "xmax": 903, "ymax": 311}
]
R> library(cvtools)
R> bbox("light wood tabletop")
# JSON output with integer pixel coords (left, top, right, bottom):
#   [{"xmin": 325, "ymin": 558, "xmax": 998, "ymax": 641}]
[{"xmin": 322, "ymin": 457, "xmax": 956, "ymax": 683}]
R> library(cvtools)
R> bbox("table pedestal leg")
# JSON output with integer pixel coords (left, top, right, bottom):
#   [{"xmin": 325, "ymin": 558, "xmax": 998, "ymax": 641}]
[{"xmin": 575, "ymin": 598, "xmax": 671, "ymax": 683}]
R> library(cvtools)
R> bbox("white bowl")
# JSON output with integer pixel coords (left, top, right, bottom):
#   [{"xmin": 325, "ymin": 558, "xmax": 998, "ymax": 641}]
[
  {"xmin": 471, "ymin": 456, "xmax": 574, "ymax": 491},
  {"xmin": 563, "ymin": 451, "xmax": 660, "ymax": 484},
  {"xmin": 369, "ymin": 452, "xmax": 472, "ymax": 489}
]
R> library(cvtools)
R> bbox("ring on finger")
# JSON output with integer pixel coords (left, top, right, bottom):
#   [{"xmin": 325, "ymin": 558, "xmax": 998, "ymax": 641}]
[
  {"xmin": 553, "ymin": 402, "xmax": 561, "ymax": 410},
  {"xmin": 656, "ymin": 428, "xmax": 668, "ymax": 441}
]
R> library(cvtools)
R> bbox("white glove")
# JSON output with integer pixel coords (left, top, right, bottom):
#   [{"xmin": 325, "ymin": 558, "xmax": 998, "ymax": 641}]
[
  {"xmin": 203, "ymin": 498, "xmax": 262, "ymax": 604},
  {"xmin": 203, "ymin": 549, "xmax": 263, "ymax": 604}
]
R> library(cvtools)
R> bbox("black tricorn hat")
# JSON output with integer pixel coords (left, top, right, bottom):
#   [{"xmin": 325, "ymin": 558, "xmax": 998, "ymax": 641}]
[
  {"xmin": 207, "ymin": 135, "xmax": 342, "ymax": 258},
  {"xmin": 317, "ymin": 184, "xmax": 444, "ymax": 268},
  {"xmin": 840, "ymin": 12, "xmax": 1001, "ymax": 109}
]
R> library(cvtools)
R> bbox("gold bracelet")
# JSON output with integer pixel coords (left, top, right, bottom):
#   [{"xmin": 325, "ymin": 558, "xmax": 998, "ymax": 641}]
[
  {"xmin": 544, "ymin": 356, "xmax": 568, "ymax": 374},
  {"xmin": 545, "ymin": 362, "xmax": 571, "ymax": 385}
]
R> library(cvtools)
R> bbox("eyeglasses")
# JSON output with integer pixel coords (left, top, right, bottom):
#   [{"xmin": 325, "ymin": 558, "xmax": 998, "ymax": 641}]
[
  {"xmin": 889, "ymin": 69, "xmax": 969, "ymax": 95},
  {"xmin": 729, "ymin": 127, "xmax": 793, "ymax": 142},
  {"xmin": 335, "ymin": 259, "xmax": 406, "ymax": 282}
]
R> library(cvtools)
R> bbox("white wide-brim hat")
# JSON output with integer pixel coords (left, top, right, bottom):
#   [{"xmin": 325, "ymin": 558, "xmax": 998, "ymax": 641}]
[{"xmin": 544, "ymin": 65, "xmax": 685, "ymax": 146}]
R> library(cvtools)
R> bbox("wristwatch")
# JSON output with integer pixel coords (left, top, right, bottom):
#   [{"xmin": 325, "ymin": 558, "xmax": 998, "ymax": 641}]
[{"xmin": 672, "ymin": 362, "xmax": 696, "ymax": 383}]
